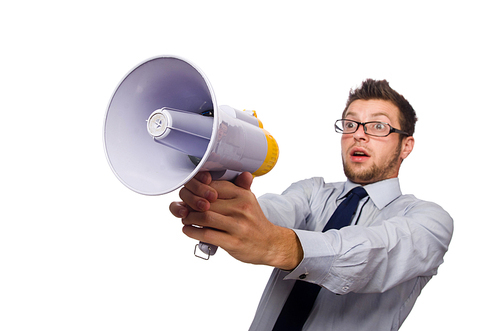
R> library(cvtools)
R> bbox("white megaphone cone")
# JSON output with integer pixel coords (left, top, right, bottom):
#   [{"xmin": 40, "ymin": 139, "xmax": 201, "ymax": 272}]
[{"xmin": 103, "ymin": 56, "xmax": 279, "ymax": 259}]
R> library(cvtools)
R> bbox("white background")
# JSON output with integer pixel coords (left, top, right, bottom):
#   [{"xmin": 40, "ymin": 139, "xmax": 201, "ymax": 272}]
[{"xmin": 1, "ymin": 1, "xmax": 498, "ymax": 330}]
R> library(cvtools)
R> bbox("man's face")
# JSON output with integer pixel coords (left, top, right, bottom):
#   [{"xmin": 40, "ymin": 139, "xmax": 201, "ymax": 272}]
[{"xmin": 341, "ymin": 99, "xmax": 414, "ymax": 185}]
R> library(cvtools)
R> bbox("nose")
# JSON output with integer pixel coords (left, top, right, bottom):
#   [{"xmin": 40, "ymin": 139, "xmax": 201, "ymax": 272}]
[{"xmin": 353, "ymin": 124, "xmax": 368, "ymax": 141}]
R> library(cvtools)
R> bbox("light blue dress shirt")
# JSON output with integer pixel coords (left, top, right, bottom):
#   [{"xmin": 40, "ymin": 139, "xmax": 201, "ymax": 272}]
[{"xmin": 249, "ymin": 177, "xmax": 453, "ymax": 331}]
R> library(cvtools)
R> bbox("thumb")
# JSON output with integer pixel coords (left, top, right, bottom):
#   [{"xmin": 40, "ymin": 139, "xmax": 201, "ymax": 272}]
[{"xmin": 234, "ymin": 172, "xmax": 254, "ymax": 190}]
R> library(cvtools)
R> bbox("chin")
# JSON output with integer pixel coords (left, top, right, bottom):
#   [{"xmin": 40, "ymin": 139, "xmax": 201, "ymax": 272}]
[
  {"xmin": 346, "ymin": 175, "xmax": 376, "ymax": 185},
  {"xmin": 344, "ymin": 169, "xmax": 371, "ymax": 184},
  {"xmin": 343, "ymin": 161, "xmax": 386, "ymax": 184}
]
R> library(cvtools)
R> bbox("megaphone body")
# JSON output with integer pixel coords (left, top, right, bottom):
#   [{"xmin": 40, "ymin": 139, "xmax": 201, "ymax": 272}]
[{"xmin": 103, "ymin": 56, "xmax": 278, "ymax": 258}]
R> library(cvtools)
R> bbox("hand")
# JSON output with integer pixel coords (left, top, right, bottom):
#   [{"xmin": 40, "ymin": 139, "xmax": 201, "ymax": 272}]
[
  {"xmin": 169, "ymin": 172, "xmax": 303, "ymax": 270},
  {"xmin": 169, "ymin": 172, "xmax": 218, "ymax": 218}
]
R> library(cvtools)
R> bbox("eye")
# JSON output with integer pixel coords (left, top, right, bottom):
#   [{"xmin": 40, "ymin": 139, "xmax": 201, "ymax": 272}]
[
  {"xmin": 344, "ymin": 121, "xmax": 357, "ymax": 130},
  {"xmin": 371, "ymin": 122, "xmax": 387, "ymax": 131}
]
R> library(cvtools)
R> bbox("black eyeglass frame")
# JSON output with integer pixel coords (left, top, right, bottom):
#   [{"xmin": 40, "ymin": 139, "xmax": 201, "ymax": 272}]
[{"xmin": 335, "ymin": 119, "xmax": 410, "ymax": 137}]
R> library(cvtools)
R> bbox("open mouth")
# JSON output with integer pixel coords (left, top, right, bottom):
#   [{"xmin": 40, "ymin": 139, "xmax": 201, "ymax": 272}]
[{"xmin": 350, "ymin": 148, "xmax": 370, "ymax": 161}]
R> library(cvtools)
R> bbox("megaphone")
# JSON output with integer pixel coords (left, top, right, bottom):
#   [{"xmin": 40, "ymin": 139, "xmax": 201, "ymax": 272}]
[{"xmin": 103, "ymin": 56, "xmax": 279, "ymax": 259}]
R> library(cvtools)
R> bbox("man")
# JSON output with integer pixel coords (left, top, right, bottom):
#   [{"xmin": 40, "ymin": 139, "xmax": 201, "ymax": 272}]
[{"xmin": 170, "ymin": 79, "xmax": 453, "ymax": 330}]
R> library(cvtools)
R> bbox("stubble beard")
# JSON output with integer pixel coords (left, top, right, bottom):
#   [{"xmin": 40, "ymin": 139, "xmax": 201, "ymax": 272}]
[{"xmin": 342, "ymin": 141, "xmax": 402, "ymax": 184}]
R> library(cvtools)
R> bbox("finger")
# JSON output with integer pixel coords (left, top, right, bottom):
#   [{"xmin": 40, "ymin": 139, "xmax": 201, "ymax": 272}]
[
  {"xmin": 178, "ymin": 173, "xmax": 218, "ymax": 212},
  {"xmin": 179, "ymin": 187, "xmax": 211, "ymax": 212},
  {"xmin": 181, "ymin": 210, "xmax": 237, "ymax": 235},
  {"xmin": 234, "ymin": 172, "xmax": 253, "ymax": 190},
  {"xmin": 184, "ymin": 175, "xmax": 218, "ymax": 202},
  {"xmin": 169, "ymin": 201, "xmax": 189, "ymax": 218},
  {"xmin": 209, "ymin": 181, "xmax": 238, "ymax": 200},
  {"xmin": 210, "ymin": 181, "xmax": 255, "ymax": 202},
  {"xmin": 182, "ymin": 220, "xmax": 234, "ymax": 249},
  {"xmin": 208, "ymin": 172, "xmax": 253, "ymax": 201},
  {"xmin": 182, "ymin": 224, "xmax": 225, "ymax": 246},
  {"xmin": 193, "ymin": 171, "xmax": 212, "ymax": 185}
]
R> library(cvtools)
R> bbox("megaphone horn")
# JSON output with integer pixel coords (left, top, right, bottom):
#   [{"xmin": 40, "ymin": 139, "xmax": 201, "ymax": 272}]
[{"xmin": 103, "ymin": 56, "xmax": 279, "ymax": 259}]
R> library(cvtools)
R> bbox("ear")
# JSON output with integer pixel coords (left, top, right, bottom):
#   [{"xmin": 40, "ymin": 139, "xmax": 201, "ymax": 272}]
[{"xmin": 400, "ymin": 136, "xmax": 415, "ymax": 161}]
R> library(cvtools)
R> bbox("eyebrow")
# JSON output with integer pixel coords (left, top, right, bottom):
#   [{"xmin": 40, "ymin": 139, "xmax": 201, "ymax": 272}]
[
  {"xmin": 369, "ymin": 112, "xmax": 391, "ymax": 120},
  {"xmin": 344, "ymin": 111, "xmax": 392, "ymax": 121}
]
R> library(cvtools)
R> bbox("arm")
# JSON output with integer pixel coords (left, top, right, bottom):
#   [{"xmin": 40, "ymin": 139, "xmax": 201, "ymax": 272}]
[
  {"xmin": 286, "ymin": 199, "xmax": 454, "ymax": 294},
  {"xmin": 256, "ymin": 179, "xmax": 453, "ymax": 294},
  {"xmin": 169, "ymin": 172, "xmax": 304, "ymax": 270}
]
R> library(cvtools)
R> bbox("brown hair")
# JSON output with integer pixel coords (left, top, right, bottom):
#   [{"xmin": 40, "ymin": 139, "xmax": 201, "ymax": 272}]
[{"xmin": 342, "ymin": 79, "xmax": 417, "ymax": 136}]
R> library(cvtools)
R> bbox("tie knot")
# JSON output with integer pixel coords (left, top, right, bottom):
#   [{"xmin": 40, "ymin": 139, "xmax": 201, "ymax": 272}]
[{"xmin": 350, "ymin": 186, "xmax": 368, "ymax": 199}]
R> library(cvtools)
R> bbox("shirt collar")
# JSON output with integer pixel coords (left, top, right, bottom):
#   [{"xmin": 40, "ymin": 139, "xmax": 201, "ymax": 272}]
[{"xmin": 340, "ymin": 178, "xmax": 402, "ymax": 210}]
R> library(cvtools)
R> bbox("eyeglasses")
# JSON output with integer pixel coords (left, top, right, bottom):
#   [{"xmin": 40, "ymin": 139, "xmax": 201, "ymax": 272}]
[{"xmin": 335, "ymin": 119, "xmax": 409, "ymax": 137}]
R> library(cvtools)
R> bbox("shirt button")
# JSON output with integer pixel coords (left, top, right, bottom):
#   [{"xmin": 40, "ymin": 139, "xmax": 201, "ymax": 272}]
[
  {"xmin": 342, "ymin": 285, "xmax": 350, "ymax": 291},
  {"xmin": 299, "ymin": 273, "xmax": 308, "ymax": 280}
]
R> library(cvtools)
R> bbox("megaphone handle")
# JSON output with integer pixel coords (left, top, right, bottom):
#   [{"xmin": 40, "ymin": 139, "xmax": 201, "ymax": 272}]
[{"xmin": 195, "ymin": 241, "xmax": 219, "ymax": 260}]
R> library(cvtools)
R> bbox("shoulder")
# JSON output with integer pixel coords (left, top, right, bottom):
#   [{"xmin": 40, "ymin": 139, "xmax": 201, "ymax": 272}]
[
  {"xmin": 396, "ymin": 194, "xmax": 450, "ymax": 213},
  {"xmin": 391, "ymin": 194, "xmax": 454, "ymax": 231},
  {"xmin": 284, "ymin": 177, "xmax": 344, "ymax": 194},
  {"xmin": 258, "ymin": 177, "xmax": 344, "ymax": 207}
]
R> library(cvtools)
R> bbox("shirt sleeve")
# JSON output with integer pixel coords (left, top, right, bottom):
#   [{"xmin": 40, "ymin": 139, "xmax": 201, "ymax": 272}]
[
  {"xmin": 258, "ymin": 178, "xmax": 318, "ymax": 229},
  {"xmin": 286, "ymin": 198, "xmax": 454, "ymax": 294}
]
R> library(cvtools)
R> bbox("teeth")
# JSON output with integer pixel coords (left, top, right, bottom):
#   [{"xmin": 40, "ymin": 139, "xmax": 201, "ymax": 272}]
[{"xmin": 354, "ymin": 151, "xmax": 365, "ymax": 156}]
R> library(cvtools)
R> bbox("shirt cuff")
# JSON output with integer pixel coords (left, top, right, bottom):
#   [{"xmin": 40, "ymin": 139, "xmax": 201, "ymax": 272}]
[{"xmin": 284, "ymin": 229, "xmax": 335, "ymax": 283}]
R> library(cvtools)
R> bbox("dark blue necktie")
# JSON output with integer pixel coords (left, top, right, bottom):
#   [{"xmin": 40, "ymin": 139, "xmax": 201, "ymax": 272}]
[{"xmin": 272, "ymin": 186, "xmax": 368, "ymax": 331}]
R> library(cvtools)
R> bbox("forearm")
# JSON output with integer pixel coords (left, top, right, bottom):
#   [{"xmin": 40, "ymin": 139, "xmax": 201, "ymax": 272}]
[
  {"xmin": 267, "ymin": 226, "xmax": 304, "ymax": 270},
  {"xmin": 285, "ymin": 213, "xmax": 452, "ymax": 294}
]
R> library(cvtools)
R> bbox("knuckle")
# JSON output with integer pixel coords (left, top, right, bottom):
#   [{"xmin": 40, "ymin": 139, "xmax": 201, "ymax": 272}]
[
  {"xmin": 194, "ymin": 172, "xmax": 210, "ymax": 184},
  {"xmin": 181, "ymin": 188, "xmax": 193, "ymax": 200},
  {"xmin": 192, "ymin": 211, "xmax": 214, "ymax": 227},
  {"xmin": 236, "ymin": 197, "xmax": 255, "ymax": 216}
]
